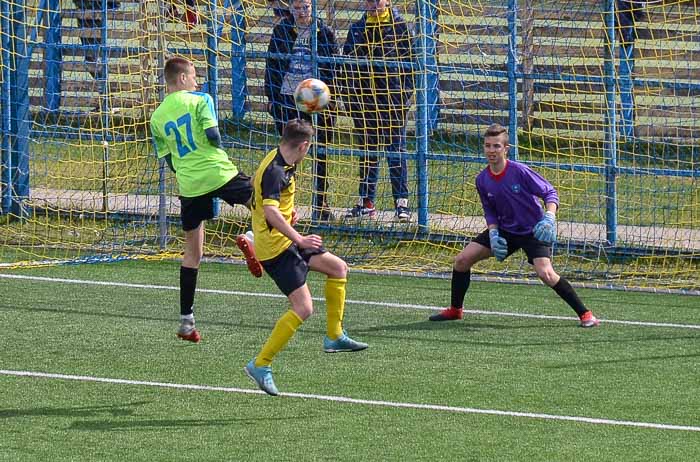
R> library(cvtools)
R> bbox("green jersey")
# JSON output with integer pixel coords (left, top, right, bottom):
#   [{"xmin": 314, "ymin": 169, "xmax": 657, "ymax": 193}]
[{"xmin": 150, "ymin": 90, "xmax": 238, "ymax": 197}]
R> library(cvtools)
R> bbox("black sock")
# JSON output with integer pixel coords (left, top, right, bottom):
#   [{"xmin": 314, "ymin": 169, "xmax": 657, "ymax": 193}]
[
  {"xmin": 552, "ymin": 277, "xmax": 588, "ymax": 317},
  {"xmin": 180, "ymin": 266, "xmax": 198, "ymax": 316},
  {"xmin": 451, "ymin": 269, "xmax": 470, "ymax": 309}
]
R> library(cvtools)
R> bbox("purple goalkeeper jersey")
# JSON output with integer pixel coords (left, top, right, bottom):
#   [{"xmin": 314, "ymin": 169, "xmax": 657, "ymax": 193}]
[{"xmin": 475, "ymin": 160, "xmax": 559, "ymax": 235}]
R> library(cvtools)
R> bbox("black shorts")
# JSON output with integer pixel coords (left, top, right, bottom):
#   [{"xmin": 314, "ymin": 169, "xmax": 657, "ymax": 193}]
[
  {"xmin": 180, "ymin": 173, "xmax": 253, "ymax": 231},
  {"xmin": 473, "ymin": 228, "xmax": 552, "ymax": 264},
  {"xmin": 262, "ymin": 244, "xmax": 327, "ymax": 296}
]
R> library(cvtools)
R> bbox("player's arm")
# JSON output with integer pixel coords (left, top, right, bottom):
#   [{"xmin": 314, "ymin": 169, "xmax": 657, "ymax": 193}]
[
  {"xmin": 150, "ymin": 119, "xmax": 176, "ymax": 173},
  {"xmin": 204, "ymin": 126, "xmax": 222, "ymax": 148},
  {"xmin": 260, "ymin": 167, "xmax": 322, "ymax": 250},
  {"xmin": 523, "ymin": 168, "xmax": 559, "ymax": 243},
  {"xmin": 195, "ymin": 93, "xmax": 223, "ymax": 147},
  {"xmin": 477, "ymin": 180, "xmax": 507, "ymax": 260},
  {"xmin": 263, "ymin": 204, "xmax": 321, "ymax": 250},
  {"xmin": 476, "ymin": 181, "xmax": 499, "ymax": 229}
]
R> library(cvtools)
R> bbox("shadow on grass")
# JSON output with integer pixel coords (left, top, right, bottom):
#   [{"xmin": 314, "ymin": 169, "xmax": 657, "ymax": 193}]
[
  {"xmin": 545, "ymin": 352, "xmax": 700, "ymax": 369},
  {"xmin": 0, "ymin": 401, "xmax": 151, "ymax": 419},
  {"xmin": 8, "ymin": 304, "xmax": 698, "ymax": 349},
  {"xmin": 67, "ymin": 416, "xmax": 296, "ymax": 431}
]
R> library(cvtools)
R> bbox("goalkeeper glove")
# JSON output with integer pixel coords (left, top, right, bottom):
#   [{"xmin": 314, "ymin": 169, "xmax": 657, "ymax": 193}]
[
  {"xmin": 489, "ymin": 228, "xmax": 508, "ymax": 262},
  {"xmin": 533, "ymin": 211, "xmax": 557, "ymax": 244}
]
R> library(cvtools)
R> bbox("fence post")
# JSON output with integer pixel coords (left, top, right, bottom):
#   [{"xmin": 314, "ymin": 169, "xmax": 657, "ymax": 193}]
[
  {"xmin": 1, "ymin": 0, "xmax": 12, "ymax": 214},
  {"xmin": 156, "ymin": 0, "xmax": 168, "ymax": 250},
  {"xmin": 415, "ymin": 0, "xmax": 438, "ymax": 230},
  {"xmin": 206, "ymin": 0, "xmax": 221, "ymax": 218},
  {"xmin": 229, "ymin": 0, "xmax": 247, "ymax": 119},
  {"xmin": 507, "ymin": 0, "xmax": 518, "ymax": 158},
  {"xmin": 604, "ymin": 0, "xmax": 618, "ymax": 245},
  {"xmin": 44, "ymin": 0, "xmax": 62, "ymax": 113},
  {"xmin": 9, "ymin": 0, "xmax": 30, "ymax": 218}
]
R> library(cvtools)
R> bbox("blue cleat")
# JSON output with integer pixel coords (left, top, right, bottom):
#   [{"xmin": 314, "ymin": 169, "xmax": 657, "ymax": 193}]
[
  {"xmin": 244, "ymin": 359, "xmax": 279, "ymax": 396},
  {"xmin": 323, "ymin": 332, "xmax": 368, "ymax": 353}
]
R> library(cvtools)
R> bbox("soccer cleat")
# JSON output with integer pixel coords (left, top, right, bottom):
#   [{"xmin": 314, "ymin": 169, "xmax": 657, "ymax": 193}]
[
  {"xmin": 244, "ymin": 359, "xmax": 279, "ymax": 396},
  {"xmin": 236, "ymin": 234, "xmax": 263, "ymax": 278},
  {"xmin": 345, "ymin": 199, "xmax": 376, "ymax": 218},
  {"xmin": 323, "ymin": 332, "xmax": 368, "ymax": 353},
  {"xmin": 176, "ymin": 322, "xmax": 201, "ymax": 343},
  {"xmin": 395, "ymin": 198, "xmax": 410, "ymax": 222},
  {"xmin": 579, "ymin": 311, "xmax": 600, "ymax": 328},
  {"xmin": 428, "ymin": 306, "xmax": 463, "ymax": 321}
]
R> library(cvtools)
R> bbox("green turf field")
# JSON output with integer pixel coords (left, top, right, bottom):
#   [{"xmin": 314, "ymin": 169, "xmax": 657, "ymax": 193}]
[{"xmin": 1, "ymin": 260, "xmax": 698, "ymax": 461}]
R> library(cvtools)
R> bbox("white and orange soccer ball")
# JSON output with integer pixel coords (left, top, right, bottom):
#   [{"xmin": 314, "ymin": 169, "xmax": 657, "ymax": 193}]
[{"xmin": 293, "ymin": 78, "xmax": 331, "ymax": 114}]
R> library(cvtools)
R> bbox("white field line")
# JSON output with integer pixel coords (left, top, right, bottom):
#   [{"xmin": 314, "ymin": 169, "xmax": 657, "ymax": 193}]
[
  {"xmin": 2, "ymin": 273, "xmax": 699, "ymax": 330},
  {"xmin": 1, "ymin": 369, "xmax": 699, "ymax": 433}
]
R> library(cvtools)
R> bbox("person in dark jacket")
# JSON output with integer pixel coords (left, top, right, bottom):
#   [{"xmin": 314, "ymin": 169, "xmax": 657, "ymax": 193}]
[
  {"xmin": 264, "ymin": 0, "xmax": 339, "ymax": 221},
  {"xmin": 341, "ymin": 0, "xmax": 414, "ymax": 221}
]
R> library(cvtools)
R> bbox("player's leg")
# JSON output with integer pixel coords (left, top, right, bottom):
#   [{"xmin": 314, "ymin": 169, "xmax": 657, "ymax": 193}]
[
  {"xmin": 531, "ymin": 256, "xmax": 599, "ymax": 328},
  {"xmin": 216, "ymin": 174, "xmax": 264, "ymax": 278},
  {"xmin": 244, "ymin": 246, "xmax": 312, "ymax": 395},
  {"xmin": 429, "ymin": 236, "xmax": 491, "ymax": 321},
  {"xmin": 346, "ymin": 118, "xmax": 378, "ymax": 217},
  {"xmin": 308, "ymin": 251, "xmax": 368, "ymax": 352},
  {"xmin": 387, "ymin": 112, "xmax": 410, "ymax": 220},
  {"xmin": 178, "ymin": 223, "xmax": 205, "ymax": 342}
]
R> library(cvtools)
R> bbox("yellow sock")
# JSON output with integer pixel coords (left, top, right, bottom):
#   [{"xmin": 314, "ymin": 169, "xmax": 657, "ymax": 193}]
[
  {"xmin": 255, "ymin": 309, "xmax": 303, "ymax": 367},
  {"xmin": 325, "ymin": 277, "xmax": 347, "ymax": 340}
]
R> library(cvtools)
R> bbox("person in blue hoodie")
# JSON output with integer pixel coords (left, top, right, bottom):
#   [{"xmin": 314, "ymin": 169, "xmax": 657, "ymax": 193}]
[{"xmin": 264, "ymin": 0, "xmax": 339, "ymax": 221}]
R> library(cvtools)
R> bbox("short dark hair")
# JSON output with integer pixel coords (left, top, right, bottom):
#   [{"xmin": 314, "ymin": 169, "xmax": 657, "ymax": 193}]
[
  {"xmin": 164, "ymin": 56, "xmax": 193, "ymax": 86},
  {"xmin": 282, "ymin": 119, "xmax": 315, "ymax": 147},
  {"xmin": 485, "ymin": 123, "xmax": 508, "ymax": 139}
]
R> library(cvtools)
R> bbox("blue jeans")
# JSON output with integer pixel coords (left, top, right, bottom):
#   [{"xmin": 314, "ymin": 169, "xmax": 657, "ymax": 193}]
[{"xmin": 355, "ymin": 114, "xmax": 409, "ymax": 203}]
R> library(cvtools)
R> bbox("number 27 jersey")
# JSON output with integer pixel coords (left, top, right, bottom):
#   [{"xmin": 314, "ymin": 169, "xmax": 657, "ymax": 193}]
[{"xmin": 150, "ymin": 90, "xmax": 238, "ymax": 198}]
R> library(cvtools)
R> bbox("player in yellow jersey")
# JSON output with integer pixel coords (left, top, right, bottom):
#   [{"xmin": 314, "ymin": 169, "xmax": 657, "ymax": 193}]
[
  {"xmin": 150, "ymin": 56, "xmax": 262, "ymax": 343},
  {"xmin": 244, "ymin": 119, "xmax": 368, "ymax": 396}
]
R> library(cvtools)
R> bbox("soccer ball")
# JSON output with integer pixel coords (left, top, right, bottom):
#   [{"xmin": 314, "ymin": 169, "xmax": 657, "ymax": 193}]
[{"xmin": 294, "ymin": 78, "xmax": 331, "ymax": 114}]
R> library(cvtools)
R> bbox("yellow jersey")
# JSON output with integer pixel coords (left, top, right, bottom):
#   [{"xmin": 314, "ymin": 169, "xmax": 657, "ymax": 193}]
[{"xmin": 251, "ymin": 148, "xmax": 298, "ymax": 261}]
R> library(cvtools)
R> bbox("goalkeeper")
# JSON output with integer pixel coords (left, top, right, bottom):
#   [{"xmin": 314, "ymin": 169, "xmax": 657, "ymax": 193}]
[
  {"xmin": 150, "ymin": 56, "xmax": 262, "ymax": 344},
  {"xmin": 428, "ymin": 124, "xmax": 600, "ymax": 328}
]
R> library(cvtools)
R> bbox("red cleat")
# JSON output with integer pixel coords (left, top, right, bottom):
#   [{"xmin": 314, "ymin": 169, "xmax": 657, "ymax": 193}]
[
  {"xmin": 176, "ymin": 327, "xmax": 201, "ymax": 343},
  {"xmin": 579, "ymin": 311, "xmax": 600, "ymax": 328},
  {"xmin": 236, "ymin": 234, "xmax": 263, "ymax": 278},
  {"xmin": 428, "ymin": 306, "xmax": 463, "ymax": 321}
]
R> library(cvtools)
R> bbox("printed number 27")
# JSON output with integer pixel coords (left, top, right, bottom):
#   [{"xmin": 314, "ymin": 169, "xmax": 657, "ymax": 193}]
[{"xmin": 164, "ymin": 113, "xmax": 197, "ymax": 157}]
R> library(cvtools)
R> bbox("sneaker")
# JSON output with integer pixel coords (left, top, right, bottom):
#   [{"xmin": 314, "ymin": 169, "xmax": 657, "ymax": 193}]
[
  {"xmin": 236, "ymin": 234, "xmax": 263, "ymax": 278},
  {"xmin": 184, "ymin": 6, "xmax": 199, "ymax": 27},
  {"xmin": 323, "ymin": 331, "xmax": 368, "ymax": 353},
  {"xmin": 428, "ymin": 306, "xmax": 463, "ymax": 321},
  {"xmin": 345, "ymin": 199, "xmax": 376, "ymax": 218},
  {"xmin": 176, "ymin": 321, "xmax": 201, "ymax": 343},
  {"xmin": 244, "ymin": 359, "xmax": 279, "ymax": 396},
  {"xmin": 395, "ymin": 198, "xmax": 410, "ymax": 222},
  {"xmin": 579, "ymin": 311, "xmax": 600, "ymax": 328}
]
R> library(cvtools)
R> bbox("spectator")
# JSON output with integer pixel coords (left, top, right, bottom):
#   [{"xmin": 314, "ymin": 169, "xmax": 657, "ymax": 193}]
[
  {"xmin": 264, "ymin": 0, "xmax": 339, "ymax": 221},
  {"xmin": 72, "ymin": 0, "xmax": 120, "ymax": 81},
  {"xmin": 341, "ymin": 0, "xmax": 414, "ymax": 222}
]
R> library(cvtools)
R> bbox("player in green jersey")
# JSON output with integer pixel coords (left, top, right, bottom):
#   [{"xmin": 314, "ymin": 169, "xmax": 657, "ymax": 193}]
[{"xmin": 150, "ymin": 56, "xmax": 262, "ymax": 343}]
